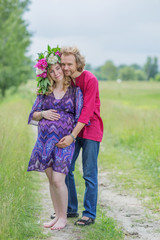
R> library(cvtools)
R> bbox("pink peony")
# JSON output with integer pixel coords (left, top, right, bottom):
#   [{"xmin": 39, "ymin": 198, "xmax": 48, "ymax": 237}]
[
  {"xmin": 55, "ymin": 51, "xmax": 61, "ymax": 57},
  {"xmin": 34, "ymin": 58, "xmax": 48, "ymax": 71},
  {"xmin": 37, "ymin": 71, "xmax": 47, "ymax": 78}
]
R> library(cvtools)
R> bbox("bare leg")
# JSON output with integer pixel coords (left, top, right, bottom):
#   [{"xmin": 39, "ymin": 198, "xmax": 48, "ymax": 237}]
[
  {"xmin": 43, "ymin": 168, "xmax": 68, "ymax": 230},
  {"xmin": 43, "ymin": 168, "xmax": 58, "ymax": 228},
  {"xmin": 51, "ymin": 171, "xmax": 68, "ymax": 230}
]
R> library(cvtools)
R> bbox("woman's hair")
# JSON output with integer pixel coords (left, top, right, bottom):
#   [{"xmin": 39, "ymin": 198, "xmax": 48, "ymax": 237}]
[
  {"xmin": 45, "ymin": 64, "xmax": 71, "ymax": 95},
  {"xmin": 61, "ymin": 46, "xmax": 85, "ymax": 72}
]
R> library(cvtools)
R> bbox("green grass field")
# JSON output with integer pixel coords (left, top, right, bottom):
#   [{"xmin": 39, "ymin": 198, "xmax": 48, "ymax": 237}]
[
  {"xmin": 99, "ymin": 81, "xmax": 160, "ymax": 211},
  {"xmin": 0, "ymin": 94, "xmax": 45, "ymax": 240},
  {"xmin": 1, "ymin": 80, "xmax": 160, "ymax": 239}
]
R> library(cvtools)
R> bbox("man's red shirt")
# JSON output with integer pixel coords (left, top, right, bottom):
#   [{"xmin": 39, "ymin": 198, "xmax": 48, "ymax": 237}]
[{"xmin": 73, "ymin": 70, "xmax": 103, "ymax": 142}]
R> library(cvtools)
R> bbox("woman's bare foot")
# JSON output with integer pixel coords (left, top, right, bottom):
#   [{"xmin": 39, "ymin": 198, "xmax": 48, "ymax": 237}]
[
  {"xmin": 43, "ymin": 217, "xmax": 58, "ymax": 228},
  {"xmin": 51, "ymin": 217, "xmax": 67, "ymax": 230}
]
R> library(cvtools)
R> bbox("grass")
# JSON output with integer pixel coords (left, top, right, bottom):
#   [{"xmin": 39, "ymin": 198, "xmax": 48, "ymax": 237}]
[
  {"xmin": 0, "ymin": 82, "xmax": 124, "ymax": 240},
  {"xmin": 70, "ymin": 166, "xmax": 124, "ymax": 240},
  {"xmin": 99, "ymin": 81, "xmax": 160, "ymax": 211},
  {"xmin": 2, "ymin": 80, "xmax": 160, "ymax": 239},
  {"xmin": 0, "ymin": 95, "xmax": 45, "ymax": 240}
]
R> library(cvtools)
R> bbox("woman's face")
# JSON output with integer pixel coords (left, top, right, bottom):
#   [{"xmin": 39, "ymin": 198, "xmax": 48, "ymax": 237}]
[{"xmin": 48, "ymin": 63, "xmax": 64, "ymax": 82}]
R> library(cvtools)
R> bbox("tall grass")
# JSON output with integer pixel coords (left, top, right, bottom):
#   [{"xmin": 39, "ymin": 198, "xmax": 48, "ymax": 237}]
[
  {"xmin": 99, "ymin": 81, "xmax": 160, "ymax": 211},
  {"xmin": 2, "ymin": 80, "xmax": 159, "ymax": 239},
  {"xmin": 70, "ymin": 166, "xmax": 124, "ymax": 240},
  {"xmin": 0, "ymin": 96, "xmax": 44, "ymax": 240}
]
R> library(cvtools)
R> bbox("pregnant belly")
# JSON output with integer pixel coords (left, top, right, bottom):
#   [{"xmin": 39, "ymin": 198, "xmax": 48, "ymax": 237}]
[{"xmin": 39, "ymin": 115, "xmax": 74, "ymax": 138}]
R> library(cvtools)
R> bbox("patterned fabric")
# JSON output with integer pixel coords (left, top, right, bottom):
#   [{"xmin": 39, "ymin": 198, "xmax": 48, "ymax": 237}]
[{"xmin": 27, "ymin": 86, "xmax": 83, "ymax": 175}]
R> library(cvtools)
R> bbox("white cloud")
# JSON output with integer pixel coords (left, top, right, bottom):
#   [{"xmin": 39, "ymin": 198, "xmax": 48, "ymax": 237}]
[{"xmin": 25, "ymin": 0, "xmax": 160, "ymax": 67}]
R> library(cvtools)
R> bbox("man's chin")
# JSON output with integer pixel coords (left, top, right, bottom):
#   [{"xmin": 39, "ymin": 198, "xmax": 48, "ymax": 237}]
[{"xmin": 64, "ymin": 72, "xmax": 71, "ymax": 76}]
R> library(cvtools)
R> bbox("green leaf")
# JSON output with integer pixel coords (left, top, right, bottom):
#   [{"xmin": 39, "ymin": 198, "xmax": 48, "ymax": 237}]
[
  {"xmin": 37, "ymin": 53, "xmax": 44, "ymax": 59},
  {"xmin": 46, "ymin": 79, "xmax": 51, "ymax": 85},
  {"xmin": 57, "ymin": 55, "xmax": 61, "ymax": 63},
  {"xmin": 48, "ymin": 45, "xmax": 51, "ymax": 52},
  {"xmin": 44, "ymin": 80, "xmax": 47, "ymax": 88},
  {"xmin": 36, "ymin": 77, "xmax": 41, "ymax": 81},
  {"xmin": 38, "ymin": 88, "xmax": 42, "ymax": 93}
]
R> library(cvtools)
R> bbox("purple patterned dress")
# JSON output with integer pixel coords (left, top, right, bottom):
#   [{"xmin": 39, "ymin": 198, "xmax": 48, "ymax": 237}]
[{"xmin": 27, "ymin": 86, "xmax": 83, "ymax": 175}]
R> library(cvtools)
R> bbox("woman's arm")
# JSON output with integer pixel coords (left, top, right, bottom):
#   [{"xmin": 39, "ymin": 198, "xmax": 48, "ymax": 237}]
[{"xmin": 33, "ymin": 110, "xmax": 60, "ymax": 121}]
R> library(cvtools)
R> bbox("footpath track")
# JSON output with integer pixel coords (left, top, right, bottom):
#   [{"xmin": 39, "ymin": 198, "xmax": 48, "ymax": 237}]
[
  {"xmin": 99, "ymin": 172, "xmax": 160, "ymax": 240},
  {"xmin": 33, "ymin": 126, "xmax": 160, "ymax": 240}
]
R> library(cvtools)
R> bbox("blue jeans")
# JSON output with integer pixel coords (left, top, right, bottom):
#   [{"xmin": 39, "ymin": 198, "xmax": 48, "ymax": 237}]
[{"xmin": 65, "ymin": 137, "xmax": 100, "ymax": 219}]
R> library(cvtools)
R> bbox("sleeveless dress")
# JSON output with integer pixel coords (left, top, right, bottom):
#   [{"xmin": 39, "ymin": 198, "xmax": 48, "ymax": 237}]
[{"xmin": 27, "ymin": 86, "xmax": 83, "ymax": 175}]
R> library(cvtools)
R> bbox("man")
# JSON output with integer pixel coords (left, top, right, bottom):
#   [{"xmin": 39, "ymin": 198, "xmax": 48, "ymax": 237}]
[{"xmin": 55, "ymin": 46, "xmax": 103, "ymax": 226}]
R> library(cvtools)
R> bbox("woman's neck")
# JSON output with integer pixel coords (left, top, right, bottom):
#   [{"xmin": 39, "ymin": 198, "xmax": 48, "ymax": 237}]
[{"xmin": 54, "ymin": 80, "xmax": 64, "ymax": 91}]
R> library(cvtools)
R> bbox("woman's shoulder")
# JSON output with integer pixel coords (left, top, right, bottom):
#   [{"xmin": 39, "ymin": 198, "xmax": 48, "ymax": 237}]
[
  {"xmin": 69, "ymin": 85, "xmax": 81, "ymax": 91},
  {"xmin": 68, "ymin": 86, "xmax": 82, "ymax": 95}
]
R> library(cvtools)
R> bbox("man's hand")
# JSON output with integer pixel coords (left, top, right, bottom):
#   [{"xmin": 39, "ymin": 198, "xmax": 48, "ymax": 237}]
[
  {"xmin": 56, "ymin": 135, "xmax": 73, "ymax": 148},
  {"xmin": 43, "ymin": 110, "xmax": 60, "ymax": 121}
]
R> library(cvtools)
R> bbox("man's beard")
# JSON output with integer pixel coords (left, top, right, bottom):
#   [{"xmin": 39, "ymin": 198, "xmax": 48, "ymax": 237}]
[{"xmin": 64, "ymin": 71, "xmax": 70, "ymax": 76}]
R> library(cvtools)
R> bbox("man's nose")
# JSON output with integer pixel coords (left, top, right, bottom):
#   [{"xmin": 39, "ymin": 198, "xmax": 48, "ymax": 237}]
[{"xmin": 64, "ymin": 65, "xmax": 68, "ymax": 70}]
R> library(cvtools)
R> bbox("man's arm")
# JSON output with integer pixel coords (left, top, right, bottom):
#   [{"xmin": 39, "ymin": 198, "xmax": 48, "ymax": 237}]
[
  {"xmin": 56, "ymin": 76, "xmax": 98, "ymax": 148},
  {"xmin": 56, "ymin": 122, "xmax": 85, "ymax": 148}
]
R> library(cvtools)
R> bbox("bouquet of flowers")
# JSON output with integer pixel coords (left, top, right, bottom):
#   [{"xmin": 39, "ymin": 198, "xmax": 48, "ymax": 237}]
[{"xmin": 34, "ymin": 45, "xmax": 61, "ymax": 94}]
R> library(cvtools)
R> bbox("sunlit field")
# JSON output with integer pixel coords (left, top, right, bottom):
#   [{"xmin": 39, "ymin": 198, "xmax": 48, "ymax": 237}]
[
  {"xmin": 0, "ymin": 94, "xmax": 44, "ymax": 240},
  {"xmin": 99, "ymin": 81, "xmax": 160, "ymax": 210},
  {"xmin": 0, "ymin": 82, "xmax": 124, "ymax": 240},
  {"xmin": 1, "ymin": 80, "xmax": 160, "ymax": 239}
]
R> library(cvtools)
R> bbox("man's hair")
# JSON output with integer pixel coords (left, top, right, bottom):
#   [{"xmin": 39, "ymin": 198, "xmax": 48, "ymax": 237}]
[{"xmin": 61, "ymin": 46, "xmax": 85, "ymax": 72}]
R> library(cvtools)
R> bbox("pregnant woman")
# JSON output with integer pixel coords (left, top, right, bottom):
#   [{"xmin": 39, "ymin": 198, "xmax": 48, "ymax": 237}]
[{"xmin": 27, "ymin": 46, "xmax": 83, "ymax": 230}]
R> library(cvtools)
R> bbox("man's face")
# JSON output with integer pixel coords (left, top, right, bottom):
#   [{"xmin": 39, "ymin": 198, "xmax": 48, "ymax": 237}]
[{"xmin": 61, "ymin": 54, "xmax": 77, "ymax": 77}]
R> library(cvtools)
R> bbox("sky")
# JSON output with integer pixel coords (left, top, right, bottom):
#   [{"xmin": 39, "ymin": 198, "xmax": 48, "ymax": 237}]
[{"xmin": 24, "ymin": 0, "xmax": 160, "ymax": 68}]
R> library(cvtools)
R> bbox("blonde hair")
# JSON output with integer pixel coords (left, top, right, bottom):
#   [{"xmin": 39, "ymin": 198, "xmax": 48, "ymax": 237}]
[
  {"xmin": 61, "ymin": 46, "xmax": 85, "ymax": 72},
  {"xmin": 46, "ymin": 64, "xmax": 71, "ymax": 95}
]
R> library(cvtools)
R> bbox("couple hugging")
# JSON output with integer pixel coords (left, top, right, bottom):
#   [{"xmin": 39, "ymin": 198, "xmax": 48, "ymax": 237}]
[{"xmin": 27, "ymin": 45, "xmax": 103, "ymax": 230}]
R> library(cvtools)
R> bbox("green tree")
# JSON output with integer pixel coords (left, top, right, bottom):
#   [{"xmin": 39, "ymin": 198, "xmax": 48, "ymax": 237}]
[
  {"xmin": 144, "ymin": 57, "xmax": 158, "ymax": 80},
  {"xmin": 130, "ymin": 63, "xmax": 142, "ymax": 70},
  {"xmin": 0, "ymin": 0, "xmax": 32, "ymax": 97},
  {"xmin": 93, "ymin": 66, "xmax": 106, "ymax": 81},
  {"xmin": 151, "ymin": 57, "xmax": 158, "ymax": 77},
  {"xmin": 155, "ymin": 73, "xmax": 160, "ymax": 81},
  {"xmin": 100, "ymin": 60, "xmax": 117, "ymax": 80},
  {"xmin": 119, "ymin": 66, "xmax": 136, "ymax": 80},
  {"xmin": 85, "ymin": 63, "xmax": 92, "ymax": 71},
  {"xmin": 118, "ymin": 64, "xmax": 127, "ymax": 70},
  {"xmin": 135, "ymin": 70, "xmax": 147, "ymax": 81}
]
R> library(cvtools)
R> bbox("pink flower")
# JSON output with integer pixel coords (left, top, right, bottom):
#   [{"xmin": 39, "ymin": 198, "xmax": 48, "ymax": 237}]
[
  {"xmin": 34, "ymin": 58, "xmax": 48, "ymax": 71},
  {"xmin": 37, "ymin": 71, "xmax": 47, "ymax": 78},
  {"xmin": 55, "ymin": 51, "xmax": 61, "ymax": 57}
]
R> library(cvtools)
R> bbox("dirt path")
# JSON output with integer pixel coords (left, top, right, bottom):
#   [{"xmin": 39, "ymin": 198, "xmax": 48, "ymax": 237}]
[
  {"xmin": 38, "ymin": 173, "xmax": 81, "ymax": 240},
  {"xmin": 32, "ymin": 126, "xmax": 160, "ymax": 239},
  {"xmin": 38, "ymin": 165, "xmax": 160, "ymax": 240},
  {"xmin": 98, "ymin": 172, "xmax": 160, "ymax": 240}
]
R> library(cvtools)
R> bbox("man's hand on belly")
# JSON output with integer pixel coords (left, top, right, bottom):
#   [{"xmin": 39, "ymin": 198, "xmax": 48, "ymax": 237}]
[{"xmin": 56, "ymin": 135, "xmax": 73, "ymax": 148}]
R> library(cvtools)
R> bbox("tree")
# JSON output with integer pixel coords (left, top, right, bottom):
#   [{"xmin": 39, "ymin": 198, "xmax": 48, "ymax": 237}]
[
  {"xmin": 151, "ymin": 57, "xmax": 159, "ymax": 78},
  {"xmin": 85, "ymin": 63, "xmax": 92, "ymax": 71},
  {"xmin": 119, "ymin": 66, "xmax": 136, "ymax": 80},
  {"xmin": 130, "ymin": 64, "xmax": 142, "ymax": 70},
  {"xmin": 135, "ymin": 70, "xmax": 147, "ymax": 81},
  {"xmin": 100, "ymin": 60, "xmax": 117, "ymax": 80},
  {"xmin": 93, "ymin": 66, "xmax": 106, "ymax": 81},
  {"xmin": 155, "ymin": 74, "xmax": 160, "ymax": 82},
  {"xmin": 144, "ymin": 57, "xmax": 158, "ymax": 80},
  {"xmin": 0, "ymin": 0, "xmax": 32, "ymax": 97},
  {"xmin": 118, "ymin": 64, "xmax": 127, "ymax": 70}
]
